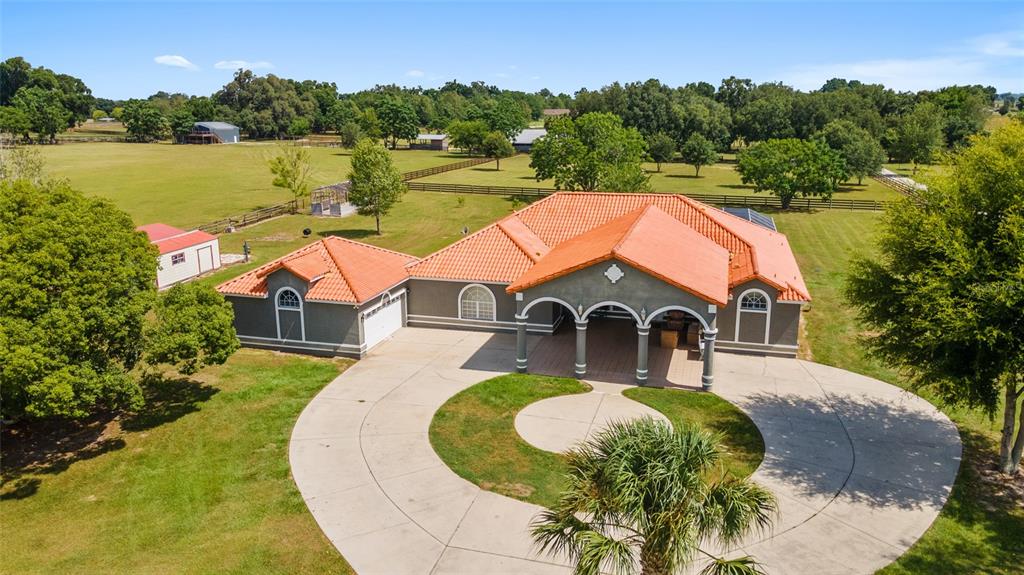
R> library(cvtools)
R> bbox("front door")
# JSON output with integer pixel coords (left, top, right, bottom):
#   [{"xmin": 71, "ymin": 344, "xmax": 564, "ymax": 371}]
[{"xmin": 197, "ymin": 245, "xmax": 214, "ymax": 273}]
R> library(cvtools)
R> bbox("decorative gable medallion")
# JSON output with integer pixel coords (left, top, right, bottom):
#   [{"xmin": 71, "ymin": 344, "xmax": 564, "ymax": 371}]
[{"xmin": 604, "ymin": 263, "xmax": 625, "ymax": 284}]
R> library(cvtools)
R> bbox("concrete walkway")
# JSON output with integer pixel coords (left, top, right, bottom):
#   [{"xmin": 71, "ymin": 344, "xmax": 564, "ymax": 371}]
[
  {"xmin": 290, "ymin": 328, "xmax": 961, "ymax": 575},
  {"xmin": 515, "ymin": 381, "xmax": 670, "ymax": 453}
]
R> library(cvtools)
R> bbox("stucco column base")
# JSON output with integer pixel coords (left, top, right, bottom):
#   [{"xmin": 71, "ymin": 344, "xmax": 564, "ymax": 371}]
[
  {"xmin": 515, "ymin": 315, "xmax": 528, "ymax": 373},
  {"xmin": 636, "ymin": 325, "xmax": 650, "ymax": 385},
  {"xmin": 574, "ymin": 320, "xmax": 588, "ymax": 378},
  {"xmin": 701, "ymin": 328, "xmax": 717, "ymax": 391}
]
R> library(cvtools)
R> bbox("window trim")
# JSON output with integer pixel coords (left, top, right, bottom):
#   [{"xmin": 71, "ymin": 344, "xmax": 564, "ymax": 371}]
[
  {"xmin": 458, "ymin": 283, "xmax": 497, "ymax": 322},
  {"xmin": 735, "ymin": 288, "xmax": 771, "ymax": 344},
  {"xmin": 170, "ymin": 252, "xmax": 186, "ymax": 266},
  {"xmin": 274, "ymin": 287, "xmax": 305, "ymax": 341}
]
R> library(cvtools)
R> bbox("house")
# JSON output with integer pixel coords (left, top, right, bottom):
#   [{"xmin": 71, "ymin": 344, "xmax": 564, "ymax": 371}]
[
  {"xmin": 410, "ymin": 133, "xmax": 449, "ymax": 151},
  {"xmin": 186, "ymin": 121, "xmax": 240, "ymax": 144},
  {"xmin": 216, "ymin": 192, "xmax": 810, "ymax": 389},
  {"xmin": 138, "ymin": 223, "xmax": 222, "ymax": 289},
  {"xmin": 512, "ymin": 128, "xmax": 546, "ymax": 152}
]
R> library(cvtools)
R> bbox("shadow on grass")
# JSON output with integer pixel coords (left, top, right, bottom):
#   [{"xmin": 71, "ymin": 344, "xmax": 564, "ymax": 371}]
[
  {"xmin": 315, "ymin": 228, "xmax": 379, "ymax": 241},
  {"xmin": 121, "ymin": 374, "xmax": 218, "ymax": 432},
  {"xmin": 0, "ymin": 374, "xmax": 217, "ymax": 500},
  {"xmin": 665, "ymin": 173, "xmax": 704, "ymax": 179}
]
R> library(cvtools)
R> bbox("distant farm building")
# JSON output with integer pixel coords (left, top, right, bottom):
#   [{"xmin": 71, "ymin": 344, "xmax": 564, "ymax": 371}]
[
  {"xmin": 513, "ymin": 128, "xmax": 546, "ymax": 152},
  {"xmin": 542, "ymin": 108, "xmax": 570, "ymax": 117},
  {"xmin": 411, "ymin": 133, "xmax": 449, "ymax": 151},
  {"xmin": 138, "ymin": 223, "xmax": 222, "ymax": 289},
  {"xmin": 186, "ymin": 121, "xmax": 240, "ymax": 144}
]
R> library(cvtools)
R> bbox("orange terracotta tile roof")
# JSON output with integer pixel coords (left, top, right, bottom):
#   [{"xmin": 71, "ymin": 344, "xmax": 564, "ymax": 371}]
[
  {"xmin": 407, "ymin": 192, "xmax": 810, "ymax": 303},
  {"xmin": 137, "ymin": 223, "xmax": 218, "ymax": 255},
  {"xmin": 508, "ymin": 205, "xmax": 731, "ymax": 305},
  {"xmin": 217, "ymin": 236, "xmax": 417, "ymax": 304}
]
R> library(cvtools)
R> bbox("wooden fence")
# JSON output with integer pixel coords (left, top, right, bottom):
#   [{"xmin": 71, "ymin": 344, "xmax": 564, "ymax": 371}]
[
  {"xmin": 197, "ymin": 199, "xmax": 304, "ymax": 234},
  {"xmin": 872, "ymin": 172, "xmax": 924, "ymax": 200},
  {"xmin": 406, "ymin": 182, "xmax": 889, "ymax": 211},
  {"xmin": 401, "ymin": 157, "xmax": 494, "ymax": 181}
]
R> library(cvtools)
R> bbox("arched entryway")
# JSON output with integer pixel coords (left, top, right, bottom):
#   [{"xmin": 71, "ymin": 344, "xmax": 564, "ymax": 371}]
[{"xmin": 516, "ymin": 299, "xmax": 717, "ymax": 389}]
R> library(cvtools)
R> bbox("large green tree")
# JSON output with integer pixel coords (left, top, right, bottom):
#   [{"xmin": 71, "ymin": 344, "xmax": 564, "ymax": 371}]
[
  {"xmin": 530, "ymin": 112, "xmax": 649, "ymax": 192},
  {"xmin": 679, "ymin": 133, "xmax": 719, "ymax": 177},
  {"xmin": 122, "ymin": 98, "xmax": 169, "ymax": 142},
  {"xmin": 378, "ymin": 97, "xmax": 418, "ymax": 149},
  {"xmin": 846, "ymin": 124, "xmax": 1024, "ymax": 475},
  {"xmin": 646, "ymin": 132, "xmax": 676, "ymax": 172},
  {"xmin": 532, "ymin": 418, "xmax": 776, "ymax": 575},
  {"xmin": 447, "ymin": 119, "xmax": 490, "ymax": 155},
  {"xmin": 891, "ymin": 102, "xmax": 945, "ymax": 174},
  {"xmin": 480, "ymin": 131, "xmax": 514, "ymax": 170},
  {"xmin": 736, "ymin": 138, "xmax": 844, "ymax": 208},
  {"xmin": 347, "ymin": 139, "xmax": 407, "ymax": 234},
  {"xmin": 814, "ymin": 120, "xmax": 886, "ymax": 185},
  {"xmin": 12, "ymin": 87, "xmax": 70, "ymax": 142},
  {"xmin": 144, "ymin": 283, "xmax": 239, "ymax": 376},
  {"xmin": 0, "ymin": 105, "xmax": 31, "ymax": 140},
  {"xmin": 483, "ymin": 96, "xmax": 529, "ymax": 140},
  {"xmin": 0, "ymin": 179, "xmax": 238, "ymax": 420}
]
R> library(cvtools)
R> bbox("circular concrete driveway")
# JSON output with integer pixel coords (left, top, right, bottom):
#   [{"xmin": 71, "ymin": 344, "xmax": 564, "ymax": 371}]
[{"xmin": 289, "ymin": 328, "xmax": 961, "ymax": 575}]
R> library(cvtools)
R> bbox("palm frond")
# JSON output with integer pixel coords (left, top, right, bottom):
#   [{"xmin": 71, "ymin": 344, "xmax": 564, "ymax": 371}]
[{"xmin": 698, "ymin": 555, "xmax": 769, "ymax": 575}]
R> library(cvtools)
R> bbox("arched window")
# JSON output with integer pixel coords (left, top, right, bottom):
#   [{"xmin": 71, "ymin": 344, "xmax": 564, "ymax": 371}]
[
  {"xmin": 278, "ymin": 289, "xmax": 301, "ymax": 309},
  {"xmin": 459, "ymin": 284, "xmax": 496, "ymax": 321},
  {"xmin": 740, "ymin": 291, "xmax": 768, "ymax": 312}
]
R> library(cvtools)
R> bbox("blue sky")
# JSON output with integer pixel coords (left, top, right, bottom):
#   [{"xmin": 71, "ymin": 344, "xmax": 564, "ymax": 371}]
[{"xmin": 3, "ymin": 1, "xmax": 1022, "ymax": 99}]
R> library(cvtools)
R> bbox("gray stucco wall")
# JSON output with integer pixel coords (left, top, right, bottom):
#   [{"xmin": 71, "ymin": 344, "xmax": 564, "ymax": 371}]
[
  {"xmin": 714, "ymin": 278, "xmax": 802, "ymax": 354},
  {"xmin": 406, "ymin": 278, "xmax": 556, "ymax": 332},
  {"xmin": 225, "ymin": 268, "xmax": 366, "ymax": 357},
  {"xmin": 519, "ymin": 259, "xmax": 717, "ymax": 330}
]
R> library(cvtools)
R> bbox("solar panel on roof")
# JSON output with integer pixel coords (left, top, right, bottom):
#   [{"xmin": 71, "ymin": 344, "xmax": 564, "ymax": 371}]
[{"xmin": 723, "ymin": 207, "xmax": 777, "ymax": 231}]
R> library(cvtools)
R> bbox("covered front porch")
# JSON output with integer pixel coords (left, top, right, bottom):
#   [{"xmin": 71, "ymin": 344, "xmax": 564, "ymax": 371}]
[{"xmin": 525, "ymin": 316, "xmax": 706, "ymax": 389}]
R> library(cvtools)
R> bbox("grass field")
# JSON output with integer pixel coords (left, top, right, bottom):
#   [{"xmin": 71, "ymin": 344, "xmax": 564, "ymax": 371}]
[
  {"xmin": 199, "ymin": 191, "xmax": 516, "ymax": 287},
  {"xmin": 429, "ymin": 373, "xmax": 763, "ymax": 508},
  {"xmin": 420, "ymin": 153, "xmax": 901, "ymax": 201},
  {"xmin": 1, "ymin": 350, "xmax": 354, "ymax": 575},
  {"xmin": 774, "ymin": 209, "xmax": 1024, "ymax": 574},
  {"xmin": 39, "ymin": 143, "xmax": 461, "ymax": 228}
]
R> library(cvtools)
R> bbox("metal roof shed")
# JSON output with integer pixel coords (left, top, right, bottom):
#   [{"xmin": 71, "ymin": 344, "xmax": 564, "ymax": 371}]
[{"xmin": 189, "ymin": 122, "xmax": 240, "ymax": 144}]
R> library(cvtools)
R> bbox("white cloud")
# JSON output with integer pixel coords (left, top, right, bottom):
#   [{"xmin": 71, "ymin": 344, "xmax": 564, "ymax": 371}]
[
  {"xmin": 493, "ymin": 72, "xmax": 510, "ymax": 78},
  {"xmin": 971, "ymin": 30, "xmax": 1024, "ymax": 57},
  {"xmin": 782, "ymin": 27, "xmax": 1024, "ymax": 92},
  {"xmin": 405, "ymin": 69, "xmax": 425, "ymax": 78},
  {"xmin": 214, "ymin": 60, "xmax": 273, "ymax": 70},
  {"xmin": 154, "ymin": 55, "xmax": 198, "ymax": 71}
]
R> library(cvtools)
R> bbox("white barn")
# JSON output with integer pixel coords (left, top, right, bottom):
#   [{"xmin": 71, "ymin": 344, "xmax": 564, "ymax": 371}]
[{"xmin": 138, "ymin": 223, "xmax": 222, "ymax": 289}]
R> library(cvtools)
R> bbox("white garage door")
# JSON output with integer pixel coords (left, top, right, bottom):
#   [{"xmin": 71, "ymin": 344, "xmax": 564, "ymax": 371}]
[{"xmin": 363, "ymin": 294, "xmax": 403, "ymax": 351}]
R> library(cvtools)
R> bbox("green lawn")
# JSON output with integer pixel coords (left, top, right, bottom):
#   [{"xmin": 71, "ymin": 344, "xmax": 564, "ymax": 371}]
[
  {"xmin": 199, "ymin": 191, "xmax": 516, "ymax": 287},
  {"xmin": 39, "ymin": 143, "xmax": 461, "ymax": 228},
  {"xmin": 420, "ymin": 153, "xmax": 900, "ymax": 201},
  {"xmin": 429, "ymin": 373, "xmax": 764, "ymax": 508},
  {"xmin": 774, "ymin": 209, "xmax": 1024, "ymax": 575},
  {"xmin": 1, "ymin": 349, "xmax": 354, "ymax": 575}
]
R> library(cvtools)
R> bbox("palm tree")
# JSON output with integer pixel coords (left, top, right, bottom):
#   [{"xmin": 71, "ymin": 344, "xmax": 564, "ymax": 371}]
[{"xmin": 531, "ymin": 417, "xmax": 777, "ymax": 575}]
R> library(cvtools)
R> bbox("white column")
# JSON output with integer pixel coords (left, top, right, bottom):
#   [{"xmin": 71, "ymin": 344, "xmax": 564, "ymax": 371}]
[
  {"xmin": 575, "ymin": 320, "xmax": 588, "ymax": 378},
  {"xmin": 701, "ymin": 328, "xmax": 717, "ymax": 391}
]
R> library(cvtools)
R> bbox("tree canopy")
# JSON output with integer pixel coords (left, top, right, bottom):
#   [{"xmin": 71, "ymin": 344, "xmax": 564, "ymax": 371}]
[
  {"xmin": 347, "ymin": 139, "xmax": 407, "ymax": 234},
  {"xmin": 268, "ymin": 146, "xmax": 313, "ymax": 201},
  {"xmin": 0, "ymin": 179, "xmax": 238, "ymax": 420},
  {"xmin": 530, "ymin": 112, "xmax": 649, "ymax": 192},
  {"xmin": 646, "ymin": 132, "xmax": 676, "ymax": 172},
  {"xmin": 846, "ymin": 124, "xmax": 1024, "ymax": 475},
  {"xmin": 737, "ymin": 138, "xmax": 844, "ymax": 208},
  {"xmin": 480, "ymin": 131, "xmax": 514, "ymax": 170},
  {"xmin": 679, "ymin": 133, "xmax": 719, "ymax": 177},
  {"xmin": 815, "ymin": 120, "xmax": 886, "ymax": 184},
  {"xmin": 122, "ymin": 99, "xmax": 169, "ymax": 142}
]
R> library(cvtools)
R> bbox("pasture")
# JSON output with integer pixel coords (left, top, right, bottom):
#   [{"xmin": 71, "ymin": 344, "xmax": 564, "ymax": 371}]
[
  {"xmin": 419, "ymin": 153, "xmax": 901, "ymax": 202},
  {"xmin": 38, "ymin": 143, "xmax": 460, "ymax": 228}
]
